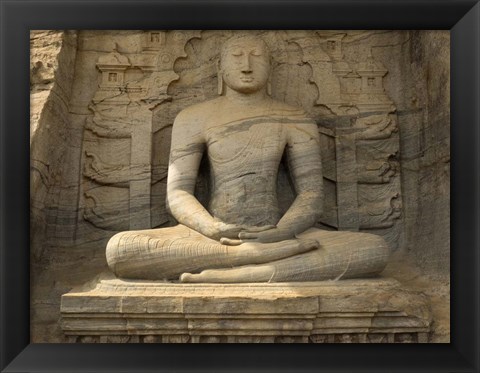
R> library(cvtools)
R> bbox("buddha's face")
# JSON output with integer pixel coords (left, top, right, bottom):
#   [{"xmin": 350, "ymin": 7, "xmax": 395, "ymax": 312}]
[{"xmin": 220, "ymin": 37, "xmax": 270, "ymax": 94}]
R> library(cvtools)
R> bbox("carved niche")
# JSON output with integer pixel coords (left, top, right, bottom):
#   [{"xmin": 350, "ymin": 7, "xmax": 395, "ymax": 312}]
[{"xmin": 80, "ymin": 30, "xmax": 402, "ymax": 250}]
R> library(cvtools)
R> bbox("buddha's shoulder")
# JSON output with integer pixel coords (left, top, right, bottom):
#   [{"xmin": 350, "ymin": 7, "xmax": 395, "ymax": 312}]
[
  {"xmin": 175, "ymin": 98, "xmax": 223, "ymax": 122},
  {"xmin": 267, "ymin": 98, "xmax": 310, "ymax": 118}
]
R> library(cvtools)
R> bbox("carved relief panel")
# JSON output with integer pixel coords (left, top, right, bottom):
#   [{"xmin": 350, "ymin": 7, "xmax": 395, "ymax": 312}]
[
  {"xmin": 81, "ymin": 31, "xmax": 201, "ymax": 231},
  {"xmin": 296, "ymin": 31, "xmax": 402, "ymax": 248}
]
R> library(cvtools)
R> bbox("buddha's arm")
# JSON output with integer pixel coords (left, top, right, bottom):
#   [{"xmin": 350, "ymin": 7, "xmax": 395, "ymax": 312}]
[
  {"xmin": 166, "ymin": 110, "xmax": 246, "ymax": 240},
  {"xmin": 239, "ymin": 119, "xmax": 323, "ymax": 243},
  {"xmin": 277, "ymin": 120, "xmax": 323, "ymax": 233}
]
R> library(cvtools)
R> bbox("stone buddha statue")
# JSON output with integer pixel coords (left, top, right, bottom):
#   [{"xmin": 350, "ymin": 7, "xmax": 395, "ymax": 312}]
[{"xmin": 106, "ymin": 35, "xmax": 389, "ymax": 283}]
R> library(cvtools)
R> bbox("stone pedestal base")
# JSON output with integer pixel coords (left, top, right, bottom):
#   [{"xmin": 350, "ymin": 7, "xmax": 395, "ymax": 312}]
[{"xmin": 61, "ymin": 276, "xmax": 431, "ymax": 343}]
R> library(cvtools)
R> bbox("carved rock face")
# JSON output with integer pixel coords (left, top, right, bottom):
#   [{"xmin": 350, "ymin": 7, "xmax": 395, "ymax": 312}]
[{"xmin": 220, "ymin": 37, "xmax": 270, "ymax": 94}]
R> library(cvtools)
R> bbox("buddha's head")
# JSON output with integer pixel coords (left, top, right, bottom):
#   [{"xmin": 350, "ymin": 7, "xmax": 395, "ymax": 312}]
[{"xmin": 218, "ymin": 35, "xmax": 271, "ymax": 95}]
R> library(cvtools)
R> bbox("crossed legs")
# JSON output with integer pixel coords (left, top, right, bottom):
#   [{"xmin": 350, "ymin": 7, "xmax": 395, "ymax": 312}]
[
  {"xmin": 180, "ymin": 228, "xmax": 389, "ymax": 283},
  {"xmin": 106, "ymin": 226, "xmax": 389, "ymax": 282},
  {"xmin": 106, "ymin": 224, "xmax": 318, "ymax": 280}
]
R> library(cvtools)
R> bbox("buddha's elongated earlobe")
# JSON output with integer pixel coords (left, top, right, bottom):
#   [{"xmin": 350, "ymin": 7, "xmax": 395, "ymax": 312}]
[
  {"xmin": 266, "ymin": 55, "xmax": 273, "ymax": 96},
  {"xmin": 216, "ymin": 59, "xmax": 224, "ymax": 95},
  {"xmin": 218, "ymin": 74, "xmax": 224, "ymax": 95}
]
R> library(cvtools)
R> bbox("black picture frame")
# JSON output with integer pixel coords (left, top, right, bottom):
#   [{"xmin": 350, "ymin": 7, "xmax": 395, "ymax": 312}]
[{"xmin": 1, "ymin": 0, "xmax": 479, "ymax": 372}]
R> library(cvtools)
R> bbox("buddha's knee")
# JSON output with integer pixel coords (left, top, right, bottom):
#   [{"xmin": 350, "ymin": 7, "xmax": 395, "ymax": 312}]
[
  {"xmin": 367, "ymin": 233, "xmax": 389, "ymax": 254},
  {"xmin": 105, "ymin": 231, "xmax": 134, "ymax": 276},
  {"xmin": 358, "ymin": 233, "xmax": 390, "ymax": 269}
]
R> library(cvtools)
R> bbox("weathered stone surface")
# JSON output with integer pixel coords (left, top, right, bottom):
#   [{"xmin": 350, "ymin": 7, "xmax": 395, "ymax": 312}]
[
  {"xmin": 30, "ymin": 30, "xmax": 450, "ymax": 342},
  {"xmin": 30, "ymin": 30, "xmax": 79, "ymax": 254},
  {"xmin": 396, "ymin": 31, "xmax": 450, "ymax": 277},
  {"xmin": 61, "ymin": 276, "xmax": 431, "ymax": 343}
]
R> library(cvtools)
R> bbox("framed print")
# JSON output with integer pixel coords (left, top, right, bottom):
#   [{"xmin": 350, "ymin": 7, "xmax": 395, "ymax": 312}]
[{"xmin": 1, "ymin": 0, "xmax": 479, "ymax": 372}]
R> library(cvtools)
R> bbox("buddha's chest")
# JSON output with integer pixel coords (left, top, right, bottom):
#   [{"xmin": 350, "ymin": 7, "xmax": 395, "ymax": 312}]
[{"xmin": 205, "ymin": 119, "xmax": 286, "ymax": 165}]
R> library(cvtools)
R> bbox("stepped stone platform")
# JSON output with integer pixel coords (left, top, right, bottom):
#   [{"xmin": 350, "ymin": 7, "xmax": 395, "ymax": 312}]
[{"xmin": 61, "ymin": 276, "xmax": 431, "ymax": 343}]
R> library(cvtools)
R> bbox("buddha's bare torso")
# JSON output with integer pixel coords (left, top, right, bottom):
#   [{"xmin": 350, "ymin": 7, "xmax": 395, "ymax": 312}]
[{"xmin": 204, "ymin": 98, "xmax": 304, "ymax": 226}]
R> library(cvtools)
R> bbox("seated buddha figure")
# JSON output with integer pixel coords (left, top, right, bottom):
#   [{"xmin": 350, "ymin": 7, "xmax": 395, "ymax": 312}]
[{"xmin": 106, "ymin": 35, "xmax": 389, "ymax": 283}]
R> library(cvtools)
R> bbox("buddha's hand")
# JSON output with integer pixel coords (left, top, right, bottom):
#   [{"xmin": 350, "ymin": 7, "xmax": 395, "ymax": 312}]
[
  {"xmin": 209, "ymin": 221, "xmax": 274, "ymax": 241},
  {"xmin": 220, "ymin": 226, "xmax": 291, "ymax": 245}
]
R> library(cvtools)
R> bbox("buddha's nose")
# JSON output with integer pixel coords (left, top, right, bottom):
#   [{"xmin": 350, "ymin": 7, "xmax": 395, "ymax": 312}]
[{"xmin": 241, "ymin": 55, "xmax": 252, "ymax": 73}]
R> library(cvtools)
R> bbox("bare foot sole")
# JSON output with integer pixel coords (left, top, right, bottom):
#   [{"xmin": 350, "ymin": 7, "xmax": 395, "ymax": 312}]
[{"xmin": 235, "ymin": 238, "xmax": 319, "ymax": 264}]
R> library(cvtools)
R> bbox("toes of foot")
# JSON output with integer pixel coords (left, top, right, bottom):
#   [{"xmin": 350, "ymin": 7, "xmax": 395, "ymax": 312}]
[{"xmin": 179, "ymin": 273, "xmax": 193, "ymax": 282}]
